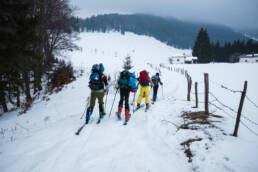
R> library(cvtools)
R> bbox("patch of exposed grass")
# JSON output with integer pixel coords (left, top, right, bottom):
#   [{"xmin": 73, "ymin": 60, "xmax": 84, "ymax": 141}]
[{"xmin": 179, "ymin": 111, "xmax": 224, "ymax": 163}]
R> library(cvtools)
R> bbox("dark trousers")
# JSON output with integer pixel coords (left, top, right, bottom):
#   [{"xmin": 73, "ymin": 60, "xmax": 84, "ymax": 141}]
[
  {"xmin": 119, "ymin": 88, "xmax": 130, "ymax": 110},
  {"xmin": 89, "ymin": 91, "xmax": 105, "ymax": 114},
  {"xmin": 153, "ymin": 86, "xmax": 159, "ymax": 101}
]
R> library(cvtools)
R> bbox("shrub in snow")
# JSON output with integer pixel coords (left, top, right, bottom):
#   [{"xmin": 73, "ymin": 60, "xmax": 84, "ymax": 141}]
[{"xmin": 48, "ymin": 60, "xmax": 75, "ymax": 93}]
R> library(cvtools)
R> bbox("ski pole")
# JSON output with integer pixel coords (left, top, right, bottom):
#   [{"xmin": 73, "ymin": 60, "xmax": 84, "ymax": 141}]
[
  {"xmin": 132, "ymin": 92, "xmax": 136, "ymax": 113},
  {"xmin": 80, "ymin": 96, "xmax": 90, "ymax": 119},
  {"xmin": 109, "ymin": 89, "xmax": 118, "ymax": 117},
  {"xmin": 162, "ymin": 85, "xmax": 164, "ymax": 97},
  {"xmin": 104, "ymin": 90, "xmax": 108, "ymax": 114}
]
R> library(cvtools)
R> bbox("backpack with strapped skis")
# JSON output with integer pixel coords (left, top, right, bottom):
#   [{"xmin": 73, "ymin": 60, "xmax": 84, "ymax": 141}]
[{"xmin": 139, "ymin": 70, "xmax": 149, "ymax": 86}]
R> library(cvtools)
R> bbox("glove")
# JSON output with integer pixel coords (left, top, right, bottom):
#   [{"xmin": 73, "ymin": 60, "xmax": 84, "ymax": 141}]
[
  {"xmin": 115, "ymin": 83, "xmax": 119, "ymax": 90},
  {"xmin": 160, "ymin": 82, "xmax": 163, "ymax": 85}
]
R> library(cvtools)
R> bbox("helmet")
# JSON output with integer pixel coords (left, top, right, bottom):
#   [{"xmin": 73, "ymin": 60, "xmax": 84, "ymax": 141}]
[
  {"xmin": 99, "ymin": 63, "xmax": 104, "ymax": 72},
  {"xmin": 92, "ymin": 64, "xmax": 99, "ymax": 70},
  {"xmin": 156, "ymin": 72, "xmax": 159, "ymax": 76}
]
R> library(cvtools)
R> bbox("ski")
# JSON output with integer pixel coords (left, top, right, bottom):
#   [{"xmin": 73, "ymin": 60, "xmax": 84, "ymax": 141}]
[
  {"xmin": 116, "ymin": 112, "xmax": 122, "ymax": 120},
  {"xmin": 133, "ymin": 104, "xmax": 144, "ymax": 113},
  {"xmin": 96, "ymin": 118, "xmax": 101, "ymax": 124},
  {"xmin": 75, "ymin": 123, "xmax": 87, "ymax": 135},
  {"xmin": 145, "ymin": 105, "xmax": 150, "ymax": 112},
  {"xmin": 123, "ymin": 113, "xmax": 131, "ymax": 125},
  {"xmin": 97, "ymin": 113, "xmax": 106, "ymax": 124}
]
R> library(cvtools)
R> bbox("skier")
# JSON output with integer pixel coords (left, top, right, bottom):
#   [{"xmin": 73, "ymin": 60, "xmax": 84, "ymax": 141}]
[
  {"xmin": 136, "ymin": 70, "xmax": 154, "ymax": 110},
  {"xmin": 115, "ymin": 67, "xmax": 137, "ymax": 124},
  {"xmin": 86, "ymin": 63, "xmax": 108, "ymax": 124},
  {"xmin": 151, "ymin": 72, "xmax": 163, "ymax": 103}
]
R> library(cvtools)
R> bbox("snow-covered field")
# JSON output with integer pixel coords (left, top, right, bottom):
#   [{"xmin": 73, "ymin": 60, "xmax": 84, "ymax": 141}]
[{"xmin": 0, "ymin": 32, "xmax": 258, "ymax": 172}]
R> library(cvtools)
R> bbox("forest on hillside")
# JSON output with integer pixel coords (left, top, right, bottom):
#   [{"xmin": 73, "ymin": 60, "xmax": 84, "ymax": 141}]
[{"xmin": 77, "ymin": 14, "xmax": 247, "ymax": 49}]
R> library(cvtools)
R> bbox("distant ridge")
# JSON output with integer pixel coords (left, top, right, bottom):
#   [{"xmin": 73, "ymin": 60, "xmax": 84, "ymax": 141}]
[{"xmin": 77, "ymin": 13, "xmax": 247, "ymax": 49}]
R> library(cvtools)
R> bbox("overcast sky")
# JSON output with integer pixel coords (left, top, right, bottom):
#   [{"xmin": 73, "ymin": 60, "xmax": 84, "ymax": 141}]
[{"xmin": 71, "ymin": 0, "xmax": 258, "ymax": 30}]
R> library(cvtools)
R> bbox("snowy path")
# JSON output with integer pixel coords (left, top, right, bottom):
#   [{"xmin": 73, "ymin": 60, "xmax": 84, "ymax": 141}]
[
  {"xmin": 0, "ymin": 60, "xmax": 194, "ymax": 171},
  {"xmin": 0, "ymin": 71, "xmax": 189, "ymax": 172},
  {"xmin": 0, "ymin": 95, "xmax": 186, "ymax": 172}
]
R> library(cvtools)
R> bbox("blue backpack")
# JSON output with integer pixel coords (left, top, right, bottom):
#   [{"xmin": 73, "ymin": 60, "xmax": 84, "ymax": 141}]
[
  {"xmin": 89, "ymin": 72, "xmax": 103, "ymax": 90},
  {"xmin": 128, "ymin": 73, "xmax": 137, "ymax": 92}
]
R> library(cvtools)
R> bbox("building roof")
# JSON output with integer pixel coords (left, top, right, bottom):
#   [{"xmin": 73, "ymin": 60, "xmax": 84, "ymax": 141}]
[
  {"xmin": 170, "ymin": 55, "xmax": 198, "ymax": 60},
  {"xmin": 185, "ymin": 56, "xmax": 198, "ymax": 61},
  {"xmin": 239, "ymin": 54, "xmax": 258, "ymax": 58}
]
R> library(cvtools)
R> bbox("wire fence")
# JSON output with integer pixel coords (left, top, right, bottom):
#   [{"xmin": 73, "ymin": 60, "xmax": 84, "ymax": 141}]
[
  {"xmin": 158, "ymin": 63, "xmax": 258, "ymax": 137},
  {"xmin": 209, "ymin": 79, "xmax": 243, "ymax": 93}
]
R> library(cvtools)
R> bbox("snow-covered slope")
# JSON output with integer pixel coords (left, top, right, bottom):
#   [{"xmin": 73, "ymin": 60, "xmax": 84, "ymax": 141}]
[{"xmin": 0, "ymin": 32, "xmax": 257, "ymax": 172}]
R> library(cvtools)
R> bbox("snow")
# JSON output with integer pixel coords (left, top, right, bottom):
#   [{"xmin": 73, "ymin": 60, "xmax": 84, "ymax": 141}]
[{"xmin": 0, "ymin": 32, "xmax": 258, "ymax": 172}]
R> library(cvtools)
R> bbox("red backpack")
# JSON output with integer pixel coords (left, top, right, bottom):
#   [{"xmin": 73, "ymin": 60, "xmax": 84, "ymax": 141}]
[{"xmin": 139, "ymin": 70, "xmax": 149, "ymax": 86}]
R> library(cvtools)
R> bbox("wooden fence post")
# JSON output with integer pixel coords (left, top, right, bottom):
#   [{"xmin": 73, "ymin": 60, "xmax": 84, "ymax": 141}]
[
  {"xmin": 204, "ymin": 73, "xmax": 209, "ymax": 115},
  {"xmin": 195, "ymin": 82, "xmax": 198, "ymax": 108},
  {"xmin": 233, "ymin": 81, "xmax": 248, "ymax": 137},
  {"xmin": 187, "ymin": 74, "xmax": 192, "ymax": 101}
]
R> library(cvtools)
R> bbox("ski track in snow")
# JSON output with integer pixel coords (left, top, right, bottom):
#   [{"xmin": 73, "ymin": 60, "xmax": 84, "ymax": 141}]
[{"xmin": 1, "ymin": 32, "xmax": 258, "ymax": 172}]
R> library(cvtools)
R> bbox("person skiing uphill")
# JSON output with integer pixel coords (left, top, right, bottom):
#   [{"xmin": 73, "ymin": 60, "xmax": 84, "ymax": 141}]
[
  {"xmin": 115, "ymin": 67, "xmax": 137, "ymax": 124},
  {"xmin": 86, "ymin": 63, "xmax": 108, "ymax": 124},
  {"xmin": 136, "ymin": 70, "xmax": 154, "ymax": 110},
  {"xmin": 151, "ymin": 72, "xmax": 163, "ymax": 103}
]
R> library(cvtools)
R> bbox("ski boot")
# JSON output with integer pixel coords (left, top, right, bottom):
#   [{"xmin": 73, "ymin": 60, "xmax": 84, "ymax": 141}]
[
  {"xmin": 124, "ymin": 109, "xmax": 131, "ymax": 125},
  {"xmin": 116, "ymin": 106, "xmax": 122, "ymax": 120},
  {"xmin": 145, "ymin": 103, "xmax": 149, "ymax": 111},
  {"xmin": 97, "ymin": 112, "xmax": 105, "ymax": 124},
  {"xmin": 86, "ymin": 107, "xmax": 92, "ymax": 124}
]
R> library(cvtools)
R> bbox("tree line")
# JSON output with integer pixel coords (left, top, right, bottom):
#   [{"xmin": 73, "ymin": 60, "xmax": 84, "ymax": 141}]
[
  {"xmin": 192, "ymin": 28, "xmax": 258, "ymax": 63},
  {"xmin": 77, "ymin": 13, "xmax": 246, "ymax": 49},
  {"xmin": 0, "ymin": 0, "xmax": 79, "ymax": 113}
]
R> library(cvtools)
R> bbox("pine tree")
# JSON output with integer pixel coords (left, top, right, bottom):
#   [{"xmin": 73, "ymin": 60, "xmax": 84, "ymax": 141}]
[
  {"xmin": 123, "ymin": 55, "xmax": 133, "ymax": 70},
  {"xmin": 192, "ymin": 28, "xmax": 212, "ymax": 63}
]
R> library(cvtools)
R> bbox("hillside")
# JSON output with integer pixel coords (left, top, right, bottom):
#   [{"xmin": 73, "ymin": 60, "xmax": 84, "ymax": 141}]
[
  {"xmin": 77, "ymin": 14, "xmax": 247, "ymax": 48},
  {"xmin": 0, "ymin": 32, "xmax": 258, "ymax": 172}
]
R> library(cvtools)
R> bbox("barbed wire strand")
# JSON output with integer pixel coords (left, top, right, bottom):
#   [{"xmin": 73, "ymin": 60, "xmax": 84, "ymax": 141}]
[
  {"xmin": 209, "ymin": 79, "xmax": 243, "ymax": 93},
  {"xmin": 209, "ymin": 92, "xmax": 238, "ymax": 113},
  {"xmin": 245, "ymin": 95, "xmax": 258, "ymax": 109},
  {"xmin": 241, "ymin": 115, "xmax": 258, "ymax": 126},
  {"xmin": 240, "ymin": 120, "xmax": 258, "ymax": 136},
  {"xmin": 208, "ymin": 102, "xmax": 236, "ymax": 119},
  {"xmin": 209, "ymin": 92, "xmax": 258, "ymax": 126}
]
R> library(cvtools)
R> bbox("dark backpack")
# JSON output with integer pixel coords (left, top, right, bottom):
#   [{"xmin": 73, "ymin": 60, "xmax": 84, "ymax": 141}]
[
  {"xmin": 119, "ymin": 71, "xmax": 130, "ymax": 88},
  {"xmin": 151, "ymin": 75, "xmax": 159, "ymax": 86},
  {"xmin": 139, "ymin": 70, "xmax": 149, "ymax": 86},
  {"xmin": 89, "ymin": 72, "xmax": 103, "ymax": 90}
]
